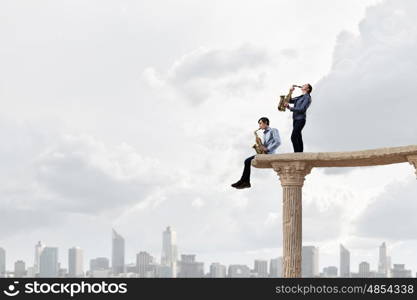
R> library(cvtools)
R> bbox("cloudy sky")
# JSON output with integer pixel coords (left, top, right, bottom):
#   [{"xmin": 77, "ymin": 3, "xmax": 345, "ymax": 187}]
[{"xmin": 1, "ymin": 0, "xmax": 417, "ymax": 275}]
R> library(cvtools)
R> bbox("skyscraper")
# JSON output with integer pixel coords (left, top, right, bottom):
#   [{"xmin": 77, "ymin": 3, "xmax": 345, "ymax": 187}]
[
  {"xmin": 0, "ymin": 247, "xmax": 5, "ymax": 277},
  {"xmin": 111, "ymin": 229, "xmax": 125, "ymax": 275},
  {"xmin": 302, "ymin": 246, "xmax": 319, "ymax": 277},
  {"xmin": 378, "ymin": 242, "xmax": 389, "ymax": 277},
  {"xmin": 68, "ymin": 247, "xmax": 84, "ymax": 277},
  {"xmin": 161, "ymin": 226, "xmax": 178, "ymax": 278},
  {"xmin": 340, "ymin": 244, "xmax": 350, "ymax": 277},
  {"xmin": 269, "ymin": 257, "xmax": 283, "ymax": 277},
  {"xmin": 39, "ymin": 247, "xmax": 59, "ymax": 277},
  {"xmin": 34, "ymin": 241, "xmax": 45, "ymax": 275},
  {"xmin": 254, "ymin": 259, "xmax": 268, "ymax": 278}
]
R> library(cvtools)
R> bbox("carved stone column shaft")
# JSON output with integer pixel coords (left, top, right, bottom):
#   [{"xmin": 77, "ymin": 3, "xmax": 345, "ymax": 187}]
[
  {"xmin": 272, "ymin": 162, "xmax": 312, "ymax": 278},
  {"xmin": 282, "ymin": 185, "xmax": 302, "ymax": 277}
]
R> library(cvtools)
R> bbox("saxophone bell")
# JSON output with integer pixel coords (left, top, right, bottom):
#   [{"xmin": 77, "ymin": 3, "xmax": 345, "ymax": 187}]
[
  {"xmin": 253, "ymin": 128, "xmax": 267, "ymax": 154},
  {"xmin": 277, "ymin": 84, "xmax": 301, "ymax": 112}
]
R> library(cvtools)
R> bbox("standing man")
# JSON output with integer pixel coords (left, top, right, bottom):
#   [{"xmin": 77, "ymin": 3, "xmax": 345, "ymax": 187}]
[
  {"xmin": 285, "ymin": 83, "xmax": 312, "ymax": 152},
  {"xmin": 231, "ymin": 117, "xmax": 281, "ymax": 189}
]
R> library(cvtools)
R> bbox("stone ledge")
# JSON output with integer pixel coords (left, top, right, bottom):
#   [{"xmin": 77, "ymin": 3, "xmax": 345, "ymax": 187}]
[{"xmin": 252, "ymin": 145, "xmax": 417, "ymax": 169}]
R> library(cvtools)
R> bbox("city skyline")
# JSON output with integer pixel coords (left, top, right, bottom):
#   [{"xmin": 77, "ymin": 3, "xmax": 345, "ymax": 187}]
[{"xmin": 0, "ymin": 227, "xmax": 415, "ymax": 278}]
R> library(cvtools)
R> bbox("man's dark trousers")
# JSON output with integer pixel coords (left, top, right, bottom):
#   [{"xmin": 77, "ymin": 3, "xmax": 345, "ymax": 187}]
[
  {"xmin": 291, "ymin": 119, "xmax": 306, "ymax": 152},
  {"xmin": 240, "ymin": 155, "xmax": 256, "ymax": 183}
]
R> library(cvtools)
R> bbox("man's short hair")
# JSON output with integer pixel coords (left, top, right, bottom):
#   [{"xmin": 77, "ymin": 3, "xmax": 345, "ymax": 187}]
[
  {"xmin": 306, "ymin": 84, "xmax": 313, "ymax": 93},
  {"xmin": 258, "ymin": 117, "xmax": 269, "ymax": 125}
]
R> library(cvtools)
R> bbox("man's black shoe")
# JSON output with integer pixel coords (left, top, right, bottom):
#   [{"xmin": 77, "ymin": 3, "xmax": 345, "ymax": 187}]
[
  {"xmin": 231, "ymin": 180, "xmax": 243, "ymax": 188},
  {"xmin": 236, "ymin": 182, "xmax": 251, "ymax": 189}
]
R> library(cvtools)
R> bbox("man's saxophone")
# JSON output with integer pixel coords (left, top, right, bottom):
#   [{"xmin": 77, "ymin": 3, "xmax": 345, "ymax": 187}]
[
  {"xmin": 253, "ymin": 129, "xmax": 267, "ymax": 154},
  {"xmin": 278, "ymin": 85, "xmax": 301, "ymax": 111}
]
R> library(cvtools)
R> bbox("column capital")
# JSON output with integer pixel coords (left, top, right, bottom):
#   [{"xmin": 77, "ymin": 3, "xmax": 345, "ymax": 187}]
[
  {"xmin": 407, "ymin": 155, "xmax": 417, "ymax": 179},
  {"xmin": 272, "ymin": 161, "xmax": 312, "ymax": 186}
]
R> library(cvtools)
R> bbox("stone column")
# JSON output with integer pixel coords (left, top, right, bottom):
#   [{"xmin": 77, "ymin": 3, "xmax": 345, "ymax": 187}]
[
  {"xmin": 272, "ymin": 161, "xmax": 312, "ymax": 278},
  {"xmin": 407, "ymin": 155, "xmax": 417, "ymax": 179}
]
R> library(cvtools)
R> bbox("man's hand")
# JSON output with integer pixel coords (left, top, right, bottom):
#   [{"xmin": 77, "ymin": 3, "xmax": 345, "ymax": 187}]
[
  {"xmin": 262, "ymin": 146, "xmax": 268, "ymax": 153},
  {"xmin": 285, "ymin": 103, "xmax": 290, "ymax": 108}
]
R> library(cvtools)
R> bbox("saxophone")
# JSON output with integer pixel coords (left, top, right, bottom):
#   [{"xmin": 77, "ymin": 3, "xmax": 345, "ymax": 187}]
[
  {"xmin": 278, "ymin": 85, "xmax": 301, "ymax": 112},
  {"xmin": 252, "ymin": 129, "xmax": 266, "ymax": 154}
]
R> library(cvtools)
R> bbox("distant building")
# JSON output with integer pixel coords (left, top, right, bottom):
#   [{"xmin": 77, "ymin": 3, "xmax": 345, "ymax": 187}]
[
  {"xmin": 34, "ymin": 241, "xmax": 45, "ymax": 275},
  {"xmin": 322, "ymin": 266, "xmax": 338, "ymax": 277},
  {"xmin": 126, "ymin": 263, "xmax": 138, "ymax": 274},
  {"xmin": 117, "ymin": 271, "xmax": 137, "ymax": 278},
  {"xmin": 209, "ymin": 263, "xmax": 226, "ymax": 278},
  {"xmin": 136, "ymin": 251, "xmax": 156, "ymax": 277},
  {"xmin": 90, "ymin": 269, "xmax": 111, "ymax": 277},
  {"xmin": 358, "ymin": 261, "xmax": 372, "ymax": 278},
  {"xmin": 0, "ymin": 247, "xmax": 5, "ymax": 277},
  {"xmin": 68, "ymin": 247, "xmax": 84, "ymax": 277},
  {"xmin": 39, "ymin": 247, "xmax": 59, "ymax": 277},
  {"xmin": 254, "ymin": 259, "xmax": 268, "ymax": 278},
  {"xmin": 58, "ymin": 266, "xmax": 67, "ymax": 278},
  {"xmin": 161, "ymin": 226, "xmax": 178, "ymax": 278},
  {"xmin": 302, "ymin": 246, "xmax": 319, "ymax": 277},
  {"xmin": 111, "ymin": 229, "xmax": 125, "ymax": 275},
  {"xmin": 228, "ymin": 265, "xmax": 251, "ymax": 278},
  {"xmin": 144, "ymin": 264, "xmax": 158, "ymax": 278},
  {"xmin": 391, "ymin": 264, "xmax": 412, "ymax": 278},
  {"xmin": 89, "ymin": 258, "xmax": 111, "ymax": 278},
  {"xmin": 90, "ymin": 257, "xmax": 109, "ymax": 272},
  {"xmin": 340, "ymin": 244, "xmax": 350, "ymax": 277},
  {"xmin": 377, "ymin": 242, "xmax": 390, "ymax": 277},
  {"xmin": 386, "ymin": 256, "xmax": 392, "ymax": 276},
  {"xmin": 269, "ymin": 257, "xmax": 283, "ymax": 277},
  {"xmin": 157, "ymin": 264, "xmax": 175, "ymax": 278},
  {"xmin": 14, "ymin": 260, "xmax": 26, "ymax": 277},
  {"xmin": 177, "ymin": 254, "xmax": 204, "ymax": 278},
  {"xmin": 26, "ymin": 267, "xmax": 36, "ymax": 278}
]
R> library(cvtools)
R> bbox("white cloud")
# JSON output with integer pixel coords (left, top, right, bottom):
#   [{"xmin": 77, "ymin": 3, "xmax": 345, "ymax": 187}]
[
  {"xmin": 306, "ymin": 0, "xmax": 417, "ymax": 152},
  {"xmin": 303, "ymin": 198, "xmax": 346, "ymax": 242},
  {"xmin": 191, "ymin": 197, "xmax": 205, "ymax": 208},
  {"xmin": 353, "ymin": 179, "xmax": 417, "ymax": 240},
  {"xmin": 0, "ymin": 118, "xmax": 176, "ymax": 243},
  {"xmin": 143, "ymin": 44, "xmax": 272, "ymax": 103},
  {"xmin": 34, "ymin": 134, "xmax": 171, "ymax": 214},
  {"xmin": 280, "ymin": 48, "xmax": 299, "ymax": 59}
]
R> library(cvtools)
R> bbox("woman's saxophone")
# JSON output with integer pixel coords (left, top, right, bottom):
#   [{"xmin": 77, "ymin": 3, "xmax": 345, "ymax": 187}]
[
  {"xmin": 253, "ymin": 129, "xmax": 266, "ymax": 154},
  {"xmin": 278, "ymin": 85, "xmax": 301, "ymax": 112}
]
